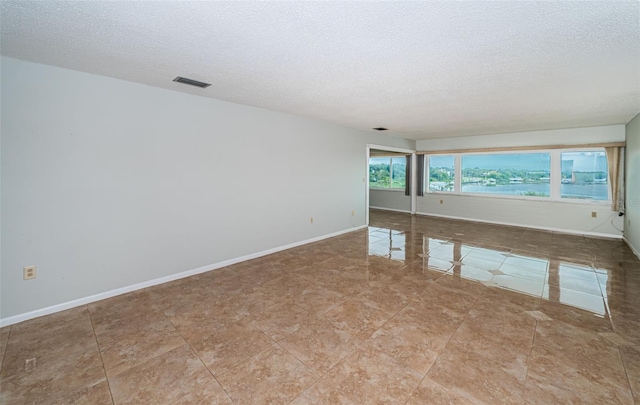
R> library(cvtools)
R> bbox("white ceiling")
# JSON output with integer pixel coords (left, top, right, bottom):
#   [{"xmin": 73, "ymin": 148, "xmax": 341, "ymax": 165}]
[{"xmin": 1, "ymin": 1, "xmax": 639, "ymax": 140}]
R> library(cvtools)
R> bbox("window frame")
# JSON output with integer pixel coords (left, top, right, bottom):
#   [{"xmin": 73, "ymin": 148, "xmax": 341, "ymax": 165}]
[
  {"xmin": 369, "ymin": 156, "xmax": 407, "ymax": 191},
  {"xmin": 424, "ymin": 147, "xmax": 610, "ymax": 205},
  {"xmin": 427, "ymin": 154, "xmax": 456, "ymax": 194},
  {"xmin": 559, "ymin": 150, "xmax": 609, "ymax": 202}
]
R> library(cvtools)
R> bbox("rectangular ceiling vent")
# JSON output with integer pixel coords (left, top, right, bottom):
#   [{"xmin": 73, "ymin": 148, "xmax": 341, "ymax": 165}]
[
  {"xmin": 372, "ymin": 127, "xmax": 389, "ymax": 131},
  {"xmin": 173, "ymin": 76, "xmax": 211, "ymax": 88}
]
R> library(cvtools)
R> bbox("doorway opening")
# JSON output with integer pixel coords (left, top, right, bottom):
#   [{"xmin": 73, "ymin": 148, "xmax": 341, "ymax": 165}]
[{"xmin": 366, "ymin": 144, "xmax": 416, "ymax": 225}]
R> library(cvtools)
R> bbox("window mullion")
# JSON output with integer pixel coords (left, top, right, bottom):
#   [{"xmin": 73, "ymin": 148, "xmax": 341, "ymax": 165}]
[
  {"xmin": 550, "ymin": 150, "xmax": 561, "ymax": 199},
  {"xmin": 454, "ymin": 154, "xmax": 462, "ymax": 193}
]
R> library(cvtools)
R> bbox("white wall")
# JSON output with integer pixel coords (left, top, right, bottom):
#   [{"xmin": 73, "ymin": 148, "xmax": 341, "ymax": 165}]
[
  {"xmin": 418, "ymin": 194, "xmax": 621, "ymax": 237},
  {"xmin": 0, "ymin": 57, "xmax": 412, "ymax": 322},
  {"xmin": 369, "ymin": 189, "xmax": 411, "ymax": 212},
  {"xmin": 416, "ymin": 126, "xmax": 626, "ymax": 237},
  {"xmin": 625, "ymin": 113, "xmax": 640, "ymax": 255},
  {"xmin": 416, "ymin": 125, "xmax": 625, "ymax": 151}
]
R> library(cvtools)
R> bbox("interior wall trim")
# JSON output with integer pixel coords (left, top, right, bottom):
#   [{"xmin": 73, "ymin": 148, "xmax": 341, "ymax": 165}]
[
  {"xmin": 0, "ymin": 225, "xmax": 367, "ymax": 327},
  {"xmin": 415, "ymin": 211, "xmax": 623, "ymax": 240},
  {"xmin": 623, "ymin": 237, "xmax": 640, "ymax": 260},
  {"xmin": 369, "ymin": 206, "xmax": 412, "ymax": 214},
  {"xmin": 417, "ymin": 142, "xmax": 626, "ymax": 155}
]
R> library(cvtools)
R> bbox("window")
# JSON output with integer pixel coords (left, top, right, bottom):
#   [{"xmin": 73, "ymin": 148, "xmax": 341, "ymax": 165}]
[
  {"xmin": 461, "ymin": 153, "xmax": 551, "ymax": 197},
  {"xmin": 428, "ymin": 155, "xmax": 454, "ymax": 191},
  {"xmin": 425, "ymin": 148, "xmax": 609, "ymax": 203},
  {"xmin": 561, "ymin": 151, "xmax": 608, "ymax": 200},
  {"xmin": 369, "ymin": 156, "xmax": 406, "ymax": 189}
]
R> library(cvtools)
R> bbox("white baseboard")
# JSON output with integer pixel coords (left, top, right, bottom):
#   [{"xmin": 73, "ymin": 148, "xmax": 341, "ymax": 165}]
[
  {"xmin": 370, "ymin": 206, "xmax": 412, "ymax": 214},
  {"xmin": 0, "ymin": 225, "xmax": 367, "ymax": 327},
  {"xmin": 623, "ymin": 237, "xmax": 640, "ymax": 260},
  {"xmin": 416, "ymin": 211, "xmax": 623, "ymax": 240}
]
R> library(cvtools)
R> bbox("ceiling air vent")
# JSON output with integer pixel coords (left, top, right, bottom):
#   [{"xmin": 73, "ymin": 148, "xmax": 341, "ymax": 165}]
[
  {"xmin": 372, "ymin": 127, "xmax": 389, "ymax": 131},
  {"xmin": 173, "ymin": 76, "xmax": 211, "ymax": 88}
]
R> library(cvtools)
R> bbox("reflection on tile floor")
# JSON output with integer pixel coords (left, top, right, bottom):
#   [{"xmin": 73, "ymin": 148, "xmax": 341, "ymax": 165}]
[{"xmin": 1, "ymin": 209, "xmax": 639, "ymax": 404}]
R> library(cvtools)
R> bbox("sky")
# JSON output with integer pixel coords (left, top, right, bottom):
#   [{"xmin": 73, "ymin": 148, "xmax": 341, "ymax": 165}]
[
  {"xmin": 430, "ymin": 152, "xmax": 607, "ymax": 172},
  {"xmin": 463, "ymin": 153, "xmax": 550, "ymax": 170}
]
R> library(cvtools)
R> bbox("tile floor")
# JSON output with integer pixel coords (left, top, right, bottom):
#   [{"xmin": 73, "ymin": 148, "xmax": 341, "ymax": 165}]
[{"xmin": 1, "ymin": 209, "xmax": 639, "ymax": 404}]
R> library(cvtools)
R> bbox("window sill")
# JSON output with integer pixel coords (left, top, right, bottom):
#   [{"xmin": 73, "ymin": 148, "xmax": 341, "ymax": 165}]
[
  {"xmin": 423, "ymin": 191, "xmax": 610, "ymax": 206},
  {"xmin": 370, "ymin": 188, "xmax": 407, "ymax": 192}
]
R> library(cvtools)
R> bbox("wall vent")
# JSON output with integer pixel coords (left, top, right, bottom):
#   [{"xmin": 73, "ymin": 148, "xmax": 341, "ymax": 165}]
[
  {"xmin": 173, "ymin": 76, "xmax": 211, "ymax": 88},
  {"xmin": 372, "ymin": 127, "xmax": 389, "ymax": 131}
]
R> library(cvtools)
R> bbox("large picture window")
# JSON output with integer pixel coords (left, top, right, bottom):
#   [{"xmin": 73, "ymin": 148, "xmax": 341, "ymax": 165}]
[
  {"xmin": 561, "ymin": 151, "xmax": 608, "ymax": 201},
  {"xmin": 461, "ymin": 153, "xmax": 551, "ymax": 197},
  {"xmin": 428, "ymin": 155, "xmax": 455, "ymax": 192},
  {"xmin": 369, "ymin": 156, "xmax": 406, "ymax": 189},
  {"xmin": 426, "ymin": 148, "xmax": 609, "ymax": 203}
]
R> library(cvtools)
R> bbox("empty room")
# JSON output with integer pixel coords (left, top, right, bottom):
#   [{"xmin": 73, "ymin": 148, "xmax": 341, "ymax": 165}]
[{"xmin": 1, "ymin": 1, "xmax": 640, "ymax": 404}]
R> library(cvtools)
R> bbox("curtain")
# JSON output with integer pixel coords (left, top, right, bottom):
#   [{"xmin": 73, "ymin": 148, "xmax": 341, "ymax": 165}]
[
  {"xmin": 605, "ymin": 146, "xmax": 624, "ymax": 212},
  {"xmin": 416, "ymin": 154, "xmax": 425, "ymax": 196},
  {"xmin": 620, "ymin": 148, "xmax": 625, "ymax": 212},
  {"xmin": 405, "ymin": 155, "xmax": 412, "ymax": 196}
]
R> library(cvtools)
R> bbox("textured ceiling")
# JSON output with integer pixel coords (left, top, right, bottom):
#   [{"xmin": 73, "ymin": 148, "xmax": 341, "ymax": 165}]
[{"xmin": 1, "ymin": 1, "xmax": 639, "ymax": 140}]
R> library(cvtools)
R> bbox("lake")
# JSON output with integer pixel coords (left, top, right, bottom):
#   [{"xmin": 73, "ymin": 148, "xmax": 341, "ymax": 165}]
[{"xmin": 461, "ymin": 183, "xmax": 608, "ymax": 200}]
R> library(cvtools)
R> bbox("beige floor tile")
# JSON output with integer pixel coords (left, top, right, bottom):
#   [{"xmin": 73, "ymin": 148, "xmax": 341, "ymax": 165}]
[
  {"xmin": 620, "ymin": 345, "xmax": 640, "ymax": 402},
  {"xmin": 189, "ymin": 320, "xmax": 273, "ymax": 376},
  {"xmin": 323, "ymin": 299, "xmax": 391, "ymax": 340},
  {"xmin": 217, "ymin": 344, "xmax": 318, "ymax": 404},
  {"xmin": 249, "ymin": 301, "xmax": 312, "ymax": 341},
  {"xmin": 414, "ymin": 283, "xmax": 479, "ymax": 316},
  {"xmin": 278, "ymin": 317, "xmax": 360, "ymax": 374},
  {"xmin": 364, "ymin": 316, "xmax": 444, "ymax": 374},
  {"xmin": 93, "ymin": 306, "xmax": 167, "ymax": 337},
  {"xmin": 452, "ymin": 318, "xmax": 533, "ymax": 370},
  {"xmin": 534, "ymin": 319, "xmax": 625, "ymax": 372},
  {"xmin": 290, "ymin": 378, "xmax": 356, "ymax": 405},
  {"xmin": 538, "ymin": 299, "xmax": 613, "ymax": 333},
  {"xmin": 355, "ymin": 284, "xmax": 412, "ymax": 316},
  {"xmin": 149, "ymin": 285, "xmax": 213, "ymax": 315},
  {"xmin": 476, "ymin": 287, "xmax": 541, "ymax": 312},
  {"xmin": 309, "ymin": 273, "xmax": 370, "ymax": 297},
  {"xmin": 12, "ymin": 306, "xmax": 90, "ymax": 333},
  {"xmin": 395, "ymin": 300, "xmax": 466, "ymax": 338},
  {"xmin": 406, "ymin": 377, "xmax": 476, "ymax": 405},
  {"xmin": 1, "ymin": 379, "xmax": 114, "ymax": 405},
  {"xmin": 523, "ymin": 348, "xmax": 634, "ymax": 404},
  {"xmin": 434, "ymin": 272, "xmax": 488, "ymax": 297},
  {"xmin": 0, "ymin": 326, "xmax": 10, "ymax": 370},
  {"xmin": 171, "ymin": 379, "xmax": 233, "ymax": 404},
  {"xmin": 394, "ymin": 262, "xmax": 447, "ymax": 281},
  {"xmin": 292, "ymin": 283, "xmax": 346, "ymax": 316},
  {"xmin": 164, "ymin": 298, "xmax": 248, "ymax": 334},
  {"xmin": 88, "ymin": 292, "xmax": 156, "ymax": 323},
  {"xmin": 109, "ymin": 344, "xmax": 213, "ymax": 405},
  {"xmin": 323, "ymin": 346, "xmax": 423, "ymax": 404},
  {"xmin": 97, "ymin": 318, "xmax": 186, "ymax": 377},
  {"xmin": 0, "ymin": 345, "xmax": 107, "ymax": 405},
  {"xmin": 1, "ymin": 316, "xmax": 98, "ymax": 378},
  {"xmin": 427, "ymin": 342, "xmax": 527, "ymax": 404},
  {"xmin": 200, "ymin": 269, "xmax": 256, "ymax": 296}
]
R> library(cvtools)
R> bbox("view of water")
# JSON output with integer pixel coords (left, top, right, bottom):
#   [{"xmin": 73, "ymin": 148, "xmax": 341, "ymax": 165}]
[{"xmin": 461, "ymin": 183, "xmax": 609, "ymax": 200}]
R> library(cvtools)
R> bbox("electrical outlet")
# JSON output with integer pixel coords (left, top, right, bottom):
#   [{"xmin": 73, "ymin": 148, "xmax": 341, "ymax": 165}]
[
  {"xmin": 591, "ymin": 212, "xmax": 597, "ymax": 218},
  {"xmin": 23, "ymin": 265, "xmax": 37, "ymax": 280},
  {"xmin": 351, "ymin": 210, "xmax": 355, "ymax": 216},
  {"xmin": 310, "ymin": 217, "xmax": 314, "ymax": 224}
]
